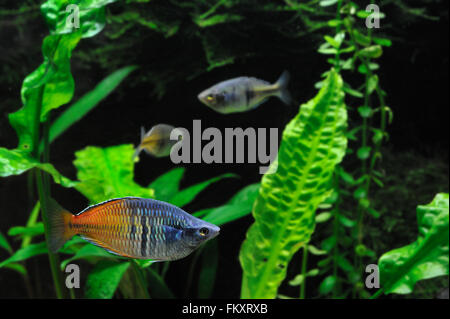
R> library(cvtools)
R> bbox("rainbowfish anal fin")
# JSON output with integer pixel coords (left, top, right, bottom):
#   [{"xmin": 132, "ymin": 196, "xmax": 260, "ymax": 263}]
[{"xmin": 80, "ymin": 235, "xmax": 135, "ymax": 259}]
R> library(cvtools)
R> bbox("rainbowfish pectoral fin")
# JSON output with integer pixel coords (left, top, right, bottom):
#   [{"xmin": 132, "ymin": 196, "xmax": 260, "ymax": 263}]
[
  {"xmin": 274, "ymin": 70, "xmax": 293, "ymax": 106},
  {"xmin": 47, "ymin": 198, "xmax": 76, "ymax": 253}
]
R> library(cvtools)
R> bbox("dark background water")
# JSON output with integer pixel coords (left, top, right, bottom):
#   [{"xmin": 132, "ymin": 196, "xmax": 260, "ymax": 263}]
[{"xmin": 0, "ymin": 0, "xmax": 448, "ymax": 298}]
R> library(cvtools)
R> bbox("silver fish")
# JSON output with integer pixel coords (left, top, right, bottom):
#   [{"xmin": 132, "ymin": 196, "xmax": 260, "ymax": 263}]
[
  {"xmin": 198, "ymin": 71, "xmax": 292, "ymax": 114},
  {"xmin": 134, "ymin": 124, "xmax": 182, "ymax": 161}
]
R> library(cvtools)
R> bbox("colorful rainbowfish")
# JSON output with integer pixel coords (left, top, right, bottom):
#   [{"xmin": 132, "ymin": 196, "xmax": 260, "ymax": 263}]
[{"xmin": 48, "ymin": 197, "xmax": 220, "ymax": 261}]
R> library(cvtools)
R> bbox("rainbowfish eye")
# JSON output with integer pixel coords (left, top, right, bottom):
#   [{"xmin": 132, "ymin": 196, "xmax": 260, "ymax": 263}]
[
  {"xmin": 206, "ymin": 95, "xmax": 215, "ymax": 102},
  {"xmin": 199, "ymin": 227, "xmax": 209, "ymax": 236}
]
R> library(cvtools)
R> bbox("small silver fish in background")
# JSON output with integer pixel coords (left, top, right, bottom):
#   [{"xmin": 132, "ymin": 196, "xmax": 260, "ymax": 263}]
[
  {"xmin": 198, "ymin": 71, "xmax": 292, "ymax": 114},
  {"xmin": 134, "ymin": 124, "xmax": 182, "ymax": 161}
]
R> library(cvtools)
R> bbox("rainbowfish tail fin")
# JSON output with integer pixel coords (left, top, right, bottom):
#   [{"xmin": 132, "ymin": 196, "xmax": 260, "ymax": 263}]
[
  {"xmin": 274, "ymin": 70, "xmax": 293, "ymax": 106},
  {"xmin": 47, "ymin": 198, "xmax": 75, "ymax": 253}
]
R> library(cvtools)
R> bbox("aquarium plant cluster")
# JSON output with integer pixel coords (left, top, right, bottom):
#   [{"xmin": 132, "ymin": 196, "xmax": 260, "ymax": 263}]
[{"xmin": 0, "ymin": 0, "xmax": 448, "ymax": 299}]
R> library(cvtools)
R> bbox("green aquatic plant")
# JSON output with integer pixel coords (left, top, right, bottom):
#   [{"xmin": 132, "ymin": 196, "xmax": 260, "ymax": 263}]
[{"xmin": 239, "ymin": 69, "xmax": 348, "ymax": 298}]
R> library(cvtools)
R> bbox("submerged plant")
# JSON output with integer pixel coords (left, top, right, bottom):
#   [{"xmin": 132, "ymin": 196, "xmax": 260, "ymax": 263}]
[
  {"xmin": 0, "ymin": 0, "xmax": 258, "ymax": 299},
  {"xmin": 240, "ymin": 69, "xmax": 348, "ymax": 298}
]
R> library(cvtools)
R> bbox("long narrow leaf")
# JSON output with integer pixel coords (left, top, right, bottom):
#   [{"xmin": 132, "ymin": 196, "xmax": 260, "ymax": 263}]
[
  {"xmin": 47, "ymin": 66, "xmax": 137, "ymax": 146},
  {"xmin": 0, "ymin": 242, "xmax": 48, "ymax": 268}
]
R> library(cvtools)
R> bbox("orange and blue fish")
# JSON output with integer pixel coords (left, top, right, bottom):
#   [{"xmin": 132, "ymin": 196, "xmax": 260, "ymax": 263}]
[{"xmin": 48, "ymin": 197, "xmax": 220, "ymax": 261}]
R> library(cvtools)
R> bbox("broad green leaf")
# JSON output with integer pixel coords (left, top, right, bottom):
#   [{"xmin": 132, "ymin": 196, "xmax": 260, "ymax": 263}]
[
  {"xmin": 7, "ymin": 0, "xmax": 118, "ymax": 155},
  {"xmin": 45, "ymin": 66, "xmax": 137, "ymax": 149},
  {"xmin": 73, "ymin": 144, "xmax": 154, "ymax": 203},
  {"xmin": 8, "ymin": 32, "xmax": 81, "ymax": 153},
  {"xmin": 0, "ymin": 231, "xmax": 12, "ymax": 254},
  {"xmin": 169, "ymin": 173, "xmax": 237, "ymax": 207},
  {"xmin": 149, "ymin": 167, "xmax": 185, "ymax": 201},
  {"xmin": 201, "ymin": 184, "xmax": 260, "ymax": 226},
  {"xmin": 85, "ymin": 260, "xmax": 130, "ymax": 299},
  {"xmin": 378, "ymin": 193, "xmax": 449, "ymax": 294},
  {"xmin": 198, "ymin": 239, "xmax": 218, "ymax": 298},
  {"xmin": 0, "ymin": 148, "xmax": 76, "ymax": 187},
  {"xmin": 239, "ymin": 69, "xmax": 348, "ymax": 298},
  {"xmin": 0, "ymin": 242, "xmax": 48, "ymax": 268}
]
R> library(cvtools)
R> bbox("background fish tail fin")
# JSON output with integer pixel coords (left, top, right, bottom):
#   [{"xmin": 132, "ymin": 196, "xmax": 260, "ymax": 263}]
[
  {"xmin": 275, "ymin": 70, "xmax": 293, "ymax": 106},
  {"xmin": 140, "ymin": 126, "xmax": 146, "ymax": 141},
  {"xmin": 133, "ymin": 146, "xmax": 142, "ymax": 162},
  {"xmin": 47, "ymin": 198, "xmax": 75, "ymax": 253}
]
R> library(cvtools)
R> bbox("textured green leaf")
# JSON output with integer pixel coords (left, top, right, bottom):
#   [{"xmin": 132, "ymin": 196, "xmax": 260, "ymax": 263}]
[
  {"xmin": 239, "ymin": 69, "xmax": 347, "ymax": 298},
  {"xmin": 85, "ymin": 260, "xmax": 130, "ymax": 299},
  {"xmin": 0, "ymin": 242, "xmax": 48, "ymax": 268},
  {"xmin": 0, "ymin": 148, "xmax": 76, "ymax": 187},
  {"xmin": 46, "ymin": 66, "xmax": 137, "ymax": 148},
  {"xmin": 378, "ymin": 193, "xmax": 449, "ymax": 294},
  {"xmin": 6, "ymin": 1, "xmax": 118, "ymax": 155},
  {"xmin": 73, "ymin": 144, "xmax": 154, "ymax": 203},
  {"xmin": 42, "ymin": 0, "xmax": 119, "ymax": 38}
]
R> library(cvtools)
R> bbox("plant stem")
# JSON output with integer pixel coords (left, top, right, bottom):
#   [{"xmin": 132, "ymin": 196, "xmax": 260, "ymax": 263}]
[
  {"xmin": 299, "ymin": 245, "xmax": 308, "ymax": 299},
  {"xmin": 334, "ymin": 0, "xmax": 343, "ymax": 71},
  {"xmin": 31, "ymin": 84, "xmax": 67, "ymax": 299}
]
